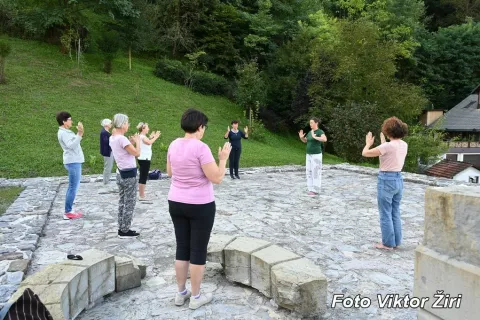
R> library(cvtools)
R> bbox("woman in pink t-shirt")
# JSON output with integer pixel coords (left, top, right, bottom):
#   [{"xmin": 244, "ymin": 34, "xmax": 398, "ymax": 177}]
[
  {"xmin": 167, "ymin": 108, "xmax": 231, "ymax": 310},
  {"xmin": 362, "ymin": 117, "xmax": 408, "ymax": 251}
]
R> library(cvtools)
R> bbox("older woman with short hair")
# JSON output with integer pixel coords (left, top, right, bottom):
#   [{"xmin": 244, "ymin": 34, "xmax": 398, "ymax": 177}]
[
  {"xmin": 167, "ymin": 108, "xmax": 231, "ymax": 309},
  {"xmin": 109, "ymin": 114, "xmax": 141, "ymax": 239},
  {"xmin": 362, "ymin": 117, "xmax": 408, "ymax": 250}
]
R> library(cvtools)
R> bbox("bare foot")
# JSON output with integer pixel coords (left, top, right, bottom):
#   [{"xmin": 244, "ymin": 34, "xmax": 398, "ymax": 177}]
[{"xmin": 374, "ymin": 243, "xmax": 393, "ymax": 250}]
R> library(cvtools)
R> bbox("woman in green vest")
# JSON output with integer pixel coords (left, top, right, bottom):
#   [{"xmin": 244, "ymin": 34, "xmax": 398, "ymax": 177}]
[{"xmin": 298, "ymin": 117, "xmax": 327, "ymax": 196}]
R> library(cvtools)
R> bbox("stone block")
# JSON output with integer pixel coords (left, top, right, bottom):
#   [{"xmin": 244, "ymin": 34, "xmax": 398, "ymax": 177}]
[
  {"xmin": 7, "ymin": 259, "xmax": 30, "ymax": 273},
  {"xmin": 0, "ymin": 252, "xmax": 23, "ymax": 261},
  {"xmin": 271, "ymin": 258, "xmax": 327, "ymax": 317},
  {"xmin": 6, "ymin": 271, "xmax": 24, "ymax": 285},
  {"xmin": 9, "ymin": 284, "xmax": 69, "ymax": 320},
  {"xmin": 115, "ymin": 256, "xmax": 141, "ymax": 292},
  {"xmin": 61, "ymin": 248, "xmax": 115, "ymax": 303},
  {"xmin": 424, "ymin": 186, "xmax": 480, "ymax": 266},
  {"xmin": 20, "ymin": 263, "xmax": 89, "ymax": 319},
  {"xmin": 224, "ymin": 237, "xmax": 271, "ymax": 285},
  {"xmin": 251, "ymin": 245, "xmax": 300, "ymax": 297},
  {"xmin": 414, "ymin": 245, "xmax": 480, "ymax": 320},
  {"xmin": 207, "ymin": 234, "xmax": 237, "ymax": 265}
]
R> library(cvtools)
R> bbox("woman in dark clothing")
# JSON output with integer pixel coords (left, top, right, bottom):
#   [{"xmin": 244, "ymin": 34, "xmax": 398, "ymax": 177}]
[
  {"xmin": 224, "ymin": 120, "xmax": 248, "ymax": 179},
  {"xmin": 100, "ymin": 119, "xmax": 114, "ymax": 185}
]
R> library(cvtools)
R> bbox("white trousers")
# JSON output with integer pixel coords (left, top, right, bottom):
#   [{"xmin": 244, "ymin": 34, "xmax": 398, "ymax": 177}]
[
  {"xmin": 103, "ymin": 155, "xmax": 114, "ymax": 185},
  {"xmin": 306, "ymin": 153, "xmax": 323, "ymax": 193}
]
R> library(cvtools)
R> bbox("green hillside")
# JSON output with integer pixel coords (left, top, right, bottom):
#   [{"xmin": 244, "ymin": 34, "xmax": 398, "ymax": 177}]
[{"xmin": 0, "ymin": 36, "xmax": 342, "ymax": 178}]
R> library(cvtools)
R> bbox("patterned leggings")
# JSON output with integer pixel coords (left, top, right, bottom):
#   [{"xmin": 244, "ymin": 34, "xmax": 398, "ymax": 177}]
[{"xmin": 116, "ymin": 174, "xmax": 137, "ymax": 232}]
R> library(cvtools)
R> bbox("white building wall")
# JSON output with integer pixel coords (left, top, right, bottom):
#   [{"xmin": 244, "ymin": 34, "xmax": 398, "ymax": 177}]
[{"xmin": 453, "ymin": 167, "xmax": 480, "ymax": 183}]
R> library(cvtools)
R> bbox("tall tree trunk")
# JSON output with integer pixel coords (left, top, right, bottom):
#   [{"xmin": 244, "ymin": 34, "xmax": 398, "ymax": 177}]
[{"xmin": 129, "ymin": 46, "xmax": 132, "ymax": 71}]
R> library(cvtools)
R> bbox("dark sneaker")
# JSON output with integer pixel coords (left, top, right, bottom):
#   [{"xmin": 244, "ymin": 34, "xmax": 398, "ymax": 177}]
[
  {"xmin": 235, "ymin": 175, "xmax": 240, "ymax": 179},
  {"xmin": 118, "ymin": 229, "xmax": 140, "ymax": 239},
  {"xmin": 230, "ymin": 175, "xmax": 235, "ymax": 179}
]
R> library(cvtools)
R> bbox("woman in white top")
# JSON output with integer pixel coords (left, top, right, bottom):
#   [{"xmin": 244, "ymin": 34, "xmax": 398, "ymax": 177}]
[{"xmin": 136, "ymin": 122, "xmax": 161, "ymax": 201}]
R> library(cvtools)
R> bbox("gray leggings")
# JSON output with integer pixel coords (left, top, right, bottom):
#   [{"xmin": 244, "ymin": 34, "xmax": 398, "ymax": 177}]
[{"xmin": 116, "ymin": 174, "xmax": 137, "ymax": 232}]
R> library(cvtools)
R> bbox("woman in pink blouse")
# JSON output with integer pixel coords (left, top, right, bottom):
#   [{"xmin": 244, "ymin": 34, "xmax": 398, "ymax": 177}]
[
  {"xmin": 167, "ymin": 109, "xmax": 231, "ymax": 309},
  {"xmin": 362, "ymin": 117, "xmax": 408, "ymax": 250}
]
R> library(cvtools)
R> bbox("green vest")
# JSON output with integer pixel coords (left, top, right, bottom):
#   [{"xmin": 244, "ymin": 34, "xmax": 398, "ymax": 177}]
[{"xmin": 306, "ymin": 129, "xmax": 324, "ymax": 154}]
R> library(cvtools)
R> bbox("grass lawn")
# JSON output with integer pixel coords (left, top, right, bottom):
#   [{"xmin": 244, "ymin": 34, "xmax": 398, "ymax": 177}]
[
  {"xmin": 0, "ymin": 36, "xmax": 344, "ymax": 179},
  {"xmin": 0, "ymin": 186, "xmax": 24, "ymax": 215}
]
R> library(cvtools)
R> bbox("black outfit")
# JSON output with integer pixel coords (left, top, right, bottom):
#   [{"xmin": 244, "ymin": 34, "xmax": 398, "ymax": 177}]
[
  {"xmin": 168, "ymin": 200, "xmax": 216, "ymax": 265},
  {"xmin": 100, "ymin": 128, "xmax": 111, "ymax": 157},
  {"xmin": 225, "ymin": 130, "xmax": 247, "ymax": 177},
  {"xmin": 137, "ymin": 159, "xmax": 151, "ymax": 184}
]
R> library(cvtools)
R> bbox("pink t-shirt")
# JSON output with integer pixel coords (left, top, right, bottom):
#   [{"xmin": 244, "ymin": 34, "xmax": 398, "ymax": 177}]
[
  {"xmin": 167, "ymin": 138, "xmax": 215, "ymax": 204},
  {"xmin": 109, "ymin": 135, "xmax": 136, "ymax": 170},
  {"xmin": 378, "ymin": 140, "xmax": 408, "ymax": 172}
]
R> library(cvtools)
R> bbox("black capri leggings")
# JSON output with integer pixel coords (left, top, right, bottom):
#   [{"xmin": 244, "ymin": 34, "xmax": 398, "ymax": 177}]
[
  {"xmin": 137, "ymin": 159, "xmax": 151, "ymax": 184},
  {"xmin": 168, "ymin": 200, "xmax": 215, "ymax": 265}
]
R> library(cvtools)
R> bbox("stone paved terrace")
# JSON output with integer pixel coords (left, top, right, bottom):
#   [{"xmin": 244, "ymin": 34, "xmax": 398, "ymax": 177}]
[{"xmin": 0, "ymin": 165, "xmax": 467, "ymax": 319}]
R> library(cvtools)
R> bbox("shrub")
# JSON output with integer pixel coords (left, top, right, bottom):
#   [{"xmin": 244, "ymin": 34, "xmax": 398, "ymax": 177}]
[
  {"xmin": 154, "ymin": 58, "xmax": 233, "ymax": 97},
  {"xmin": 191, "ymin": 71, "xmax": 233, "ymax": 97},
  {"xmin": 328, "ymin": 101, "xmax": 387, "ymax": 163},
  {"xmin": 154, "ymin": 59, "xmax": 186, "ymax": 85},
  {"xmin": 0, "ymin": 40, "xmax": 11, "ymax": 84}
]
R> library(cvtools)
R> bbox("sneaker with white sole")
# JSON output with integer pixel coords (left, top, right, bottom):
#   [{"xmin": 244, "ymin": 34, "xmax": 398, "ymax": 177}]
[
  {"xmin": 174, "ymin": 289, "xmax": 192, "ymax": 306},
  {"xmin": 138, "ymin": 196, "xmax": 153, "ymax": 204},
  {"xmin": 118, "ymin": 229, "xmax": 140, "ymax": 239},
  {"xmin": 63, "ymin": 212, "xmax": 83, "ymax": 220},
  {"xmin": 188, "ymin": 293, "xmax": 213, "ymax": 310}
]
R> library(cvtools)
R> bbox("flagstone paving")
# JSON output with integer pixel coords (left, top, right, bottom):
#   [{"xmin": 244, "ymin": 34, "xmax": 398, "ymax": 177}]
[{"xmin": 0, "ymin": 165, "xmax": 462, "ymax": 319}]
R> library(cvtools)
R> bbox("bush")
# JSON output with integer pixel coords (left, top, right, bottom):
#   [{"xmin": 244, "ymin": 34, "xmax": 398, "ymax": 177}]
[
  {"xmin": 154, "ymin": 58, "xmax": 233, "ymax": 97},
  {"xmin": 191, "ymin": 71, "xmax": 233, "ymax": 97},
  {"xmin": 328, "ymin": 101, "xmax": 387, "ymax": 163},
  {"xmin": 403, "ymin": 124, "xmax": 449, "ymax": 173},
  {"xmin": 154, "ymin": 59, "xmax": 186, "ymax": 85}
]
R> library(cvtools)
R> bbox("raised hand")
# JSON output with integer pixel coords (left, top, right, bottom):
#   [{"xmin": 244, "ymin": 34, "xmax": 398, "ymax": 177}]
[
  {"xmin": 365, "ymin": 132, "xmax": 375, "ymax": 147},
  {"xmin": 298, "ymin": 130, "xmax": 304, "ymax": 138},
  {"xmin": 218, "ymin": 142, "xmax": 232, "ymax": 161},
  {"xmin": 244, "ymin": 126, "xmax": 248, "ymax": 134},
  {"xmin": 380, "ymin": 132, "xmax": 386, "ymax": 144},
  {"xmin": 227, "ymin": 126, "xmax": 230, "ymax": 133},
  {"xmin": 311, "ymin": 130, "xmax": 317, "ymax": 138},
  {"xmin": 77, "ymin": 122, "xmax": 84, "ymax": 133}
]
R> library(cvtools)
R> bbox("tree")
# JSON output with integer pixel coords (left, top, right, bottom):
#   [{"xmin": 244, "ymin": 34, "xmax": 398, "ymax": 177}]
[
  {"xmin": 0, "ymin": 41, "xmax": 12, "ymax": 84},
  {"xmin": 236, "ymin": 60, "xmax": 266, "ymax": 125},
  {"xmin": 424, "ymin": 0, "xmax": 480, "ymax": 30},
  {"xmin": 96, "ymin": 30, "xmax": 121, "ymax": 73},
  {"xmin": 414, "ymin": 21, "xmax": 480, "ymax": 109}
]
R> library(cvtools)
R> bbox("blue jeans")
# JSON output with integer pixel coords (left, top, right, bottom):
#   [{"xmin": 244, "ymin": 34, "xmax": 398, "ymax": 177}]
[
  {"xmin": 377, "ymin": 171, "xmax": 403, "ymax": 248},
  {"xmin": 64, "ymin": 163, "xmax": 82, "ymax": 213}
]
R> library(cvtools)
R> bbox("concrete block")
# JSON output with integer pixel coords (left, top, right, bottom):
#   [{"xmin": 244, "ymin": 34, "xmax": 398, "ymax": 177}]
[
  {"xmin": 414, "ymin": 245, "xmax": 480, "ymax": 320},
  {"xmin": 224, "ymin": 237, "xmax": 271, "ymax": 285},
  {"xmin": 424, "ymin": 186, "xmax": 480, "ymax": 266},
  {"xmin": 115, "ymin": 256, "xmax": 141, "ymax": 292},
  {"xmin": 61, "ymin": 249, "xmax": 115, "ymax": 303},
  {"xmin": 271, "ymin": 258, "xmax": 327, "ymax": 317},
  {"xmin": 207, "ymin": 234, "xmax": 237, "ymax": 265},
  {"xmin": 251, "ymin": 245, "xmax": 300, "ymax": 297}
]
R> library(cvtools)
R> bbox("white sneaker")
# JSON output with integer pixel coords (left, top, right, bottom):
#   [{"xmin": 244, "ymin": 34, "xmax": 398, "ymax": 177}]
[
  {"xmin": 174, "ymin": 289, "xmax": 191, "ymax": 306},
  {"xmin": 138, "ymin": 196, "xmax": 153, "ymax": 204},
  {"xmin": 188, "ymin": 293, "xmax": 213, "ymax": 309}
]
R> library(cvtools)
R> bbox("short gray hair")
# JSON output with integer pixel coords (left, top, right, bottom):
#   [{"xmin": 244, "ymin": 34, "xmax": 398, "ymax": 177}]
[
  {"xmin": 101, "ymin": 118, "xmax": 112, "ymax": 127},
  {"xmin": 112, "ymin": 114, "xmax": 129, "ymax": 129}
]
